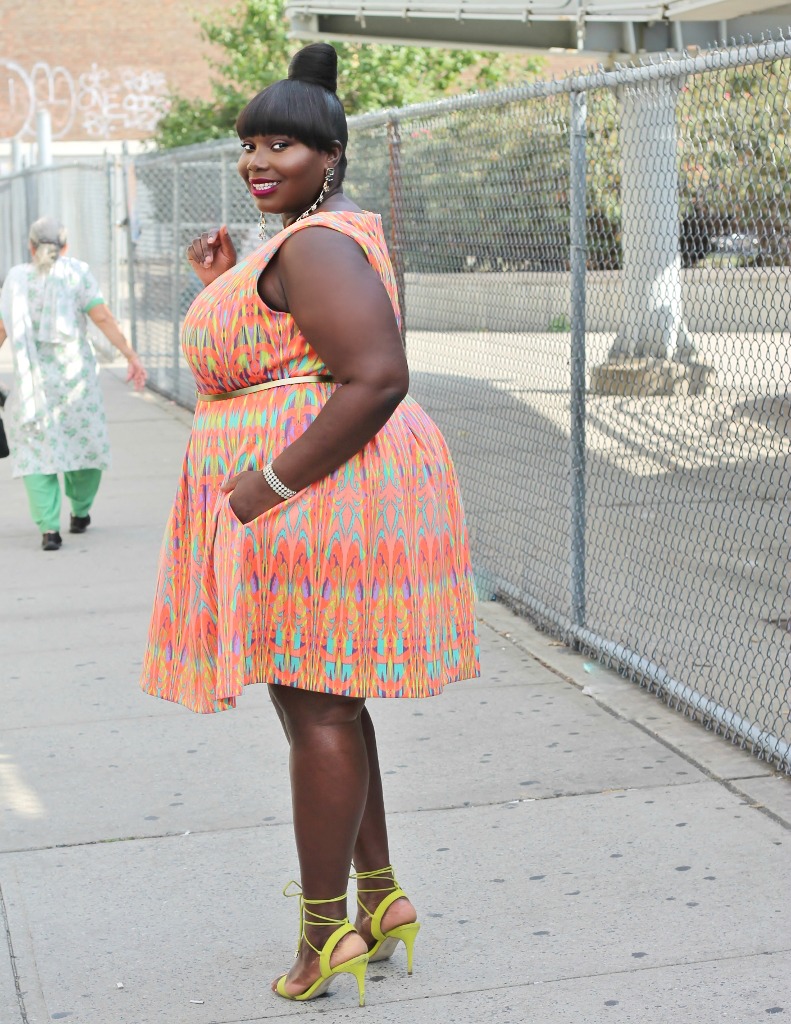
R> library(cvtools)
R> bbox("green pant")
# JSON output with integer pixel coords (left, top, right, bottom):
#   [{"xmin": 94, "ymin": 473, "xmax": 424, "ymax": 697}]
[{"xmin": 23, "ymin": 470, "xmax": 102, "ymax": 533}]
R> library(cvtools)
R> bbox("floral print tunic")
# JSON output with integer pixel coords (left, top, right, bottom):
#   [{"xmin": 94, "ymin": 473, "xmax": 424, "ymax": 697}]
[{"xmin": 0, "ymin": 257, "xmax": 111, "ymax": 478}]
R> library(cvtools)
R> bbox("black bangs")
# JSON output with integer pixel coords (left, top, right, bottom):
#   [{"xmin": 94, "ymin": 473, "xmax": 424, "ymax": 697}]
[{"xmin": 236, "ymin": 80, "xmax": 348, "ymax": 168}]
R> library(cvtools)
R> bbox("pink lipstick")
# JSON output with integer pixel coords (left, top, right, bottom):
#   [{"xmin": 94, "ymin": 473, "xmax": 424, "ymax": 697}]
[{"xmin": 250, "ymin": 179, "xmax": 280, "ymax": 196}]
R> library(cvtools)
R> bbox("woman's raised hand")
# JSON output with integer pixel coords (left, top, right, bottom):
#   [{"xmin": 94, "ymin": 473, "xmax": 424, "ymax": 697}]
[{"xmin": 186, "ymin": 225, "xmax": 237, "ymax": 287}]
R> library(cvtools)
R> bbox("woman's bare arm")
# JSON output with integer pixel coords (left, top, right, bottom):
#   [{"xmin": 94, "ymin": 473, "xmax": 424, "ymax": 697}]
[
  {"xmin": 271, "ymin": 227, "xmax": 409, "ymax": 488},
  {"xmin": 88, "ymin": 304, "xmax": 147, "ymax": 389},
  {"xmin": 223, "ymin": 227, "xmax": 409, "ymax": 523}
]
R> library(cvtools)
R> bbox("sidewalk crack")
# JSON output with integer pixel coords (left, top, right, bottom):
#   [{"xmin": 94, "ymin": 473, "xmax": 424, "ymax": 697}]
[{"xmin": 0, "ymin": 881, "xmax": 28, "ymax": 1024}]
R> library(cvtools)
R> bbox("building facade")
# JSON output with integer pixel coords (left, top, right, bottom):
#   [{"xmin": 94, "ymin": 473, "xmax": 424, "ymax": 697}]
[{"xmin": 1, "ymin": 0, "xmax": 221, "ymax": 146}]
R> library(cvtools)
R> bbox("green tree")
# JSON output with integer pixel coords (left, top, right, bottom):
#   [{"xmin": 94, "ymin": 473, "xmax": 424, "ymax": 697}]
[
  {"xmin": 347, "ymin": 59, "xmax": 790, "ymax": 276},
  {"xmin": 155, "ymin": 0, "xmax": 544, "ymax": 149},
  {"xmin": 678, "ymin": 59, "xmax": 791, "ymax": 266}
]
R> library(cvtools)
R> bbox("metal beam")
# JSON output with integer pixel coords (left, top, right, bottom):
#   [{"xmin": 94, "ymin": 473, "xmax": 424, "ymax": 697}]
[{"xmin": 286, "ymin": 2, "xmax": 791, "ymax": 53}]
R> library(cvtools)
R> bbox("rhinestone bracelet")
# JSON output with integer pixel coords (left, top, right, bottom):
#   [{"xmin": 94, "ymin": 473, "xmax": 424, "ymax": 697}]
[{"xmin": 263, "ymin": 462, "xmax": 298, "ymax": 500}]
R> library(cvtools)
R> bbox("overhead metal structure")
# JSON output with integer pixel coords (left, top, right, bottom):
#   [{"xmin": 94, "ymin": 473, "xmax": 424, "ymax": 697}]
[{"xmin": 285, "ymin": 1, "xmax": 791, "ymax": 54}]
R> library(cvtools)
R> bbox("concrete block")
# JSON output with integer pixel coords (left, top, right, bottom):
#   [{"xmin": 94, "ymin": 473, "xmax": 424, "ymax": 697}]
[
  {"xmin": 0, "ymin": 622, "xmax": 705, "ymax": 853},
  {"xmin": 294, "ymin": 952, "xmax": 791, "ymax": 1024},
  {"xmin": 478, "ymin": 601, "xmax": 781, "ymax": 788},
  {"xmin": 729, "ymin": 773, "xmax": 791, "ymax": 826},
  {"xmin": 1, "ymin": 783, "xmax": 787, "ymax": 1023},
  {"xmin": 589, "ymin": 358, "xmax": 715, "ymax": 397}
]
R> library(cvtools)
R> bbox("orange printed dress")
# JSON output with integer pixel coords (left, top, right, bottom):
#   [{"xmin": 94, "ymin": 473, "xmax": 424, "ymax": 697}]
[{"xmin": 140, "ymin": 211, "xmax": 479, "ymax": 713}]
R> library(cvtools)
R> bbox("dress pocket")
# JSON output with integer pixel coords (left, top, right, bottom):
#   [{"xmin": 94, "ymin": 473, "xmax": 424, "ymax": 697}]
[
  {"xmin": 226, "ymin": 490, "xmax": 246, "ymax": 526},
  {"xmin": 228, "ymin": 486, "xmax": 288, "ymax": 527}
]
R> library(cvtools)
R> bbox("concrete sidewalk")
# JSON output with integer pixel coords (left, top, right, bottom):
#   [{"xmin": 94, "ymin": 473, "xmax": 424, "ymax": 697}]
[{"xmin": 1, "ymin": 364, "xmax": 789, "ymax": 1024}]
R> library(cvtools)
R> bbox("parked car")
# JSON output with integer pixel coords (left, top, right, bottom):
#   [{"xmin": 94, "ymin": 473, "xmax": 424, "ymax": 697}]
[{"xmin": 712, "ymin": 232, "xmax": 762, "ymax": 256}]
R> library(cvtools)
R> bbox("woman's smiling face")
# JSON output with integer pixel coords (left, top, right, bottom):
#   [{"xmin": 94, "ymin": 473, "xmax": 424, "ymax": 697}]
[{"xmin": 238, "ymin": 135, "xmax": 337, "ymax": 220}]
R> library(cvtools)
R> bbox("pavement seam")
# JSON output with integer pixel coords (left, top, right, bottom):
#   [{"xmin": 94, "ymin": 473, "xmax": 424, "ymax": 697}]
[
  {"xmin": 201, "ymin": 946, "xmax": 791, "ymax": 1023},
  {"xmin": 0, "ymin": 777, "xmax": 727, "ymax": 856},
  {"xmin": 0, "ymin": 881, "xmax": 28, "ymax": 1024},
  {"xmin": 0, "ymin": 710, "xmax": 203, "ymax": 733},
  {"xmin": 479, "ymin": 609, "xmax": 791, "ymax": 830},
  {"xmin": 718, "ymin": 777, "xmax": 791, "ymax": 831}
]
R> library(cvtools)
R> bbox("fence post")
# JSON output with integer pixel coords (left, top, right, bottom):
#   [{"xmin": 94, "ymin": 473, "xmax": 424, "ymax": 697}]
[
  {"xmin": 121, "ymin": 147, "xmax": 138, "ymax": 353},
  {"xmin": 220, "ymin": 150, "xmax": 229, "ymax": 226},
  {"xmin": 170, "ymin": 165, "xmax": 182, "ymax": 392},
  {"xmin": 609, "ymin": 77, "xmax": 693, "ymax": 362},
  {"xmin": 35, "ymin": 109, "xmax": 53, "ymax": 167},
  {"xmin": 106, "ymin": 155, "xmax": 117, "ymax": 315},
  {"xmin": 569, "ymin": 90, "xmax": 587, "ymax": 630},
  {"xmin": 387, "ymin": 118, "xmax": 407, "ymax": 345}
]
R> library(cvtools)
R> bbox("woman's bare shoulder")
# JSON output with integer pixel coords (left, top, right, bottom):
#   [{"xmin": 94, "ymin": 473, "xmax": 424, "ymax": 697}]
[{"xmin": 281, "ymin": 214, "xmax": 372, "ymax": 258}]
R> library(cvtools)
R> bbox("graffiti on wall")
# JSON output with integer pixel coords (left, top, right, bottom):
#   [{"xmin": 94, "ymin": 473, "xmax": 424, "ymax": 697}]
[{"xmin": 0, "ymin": 60, "xmax": 169, "ymax": 141}]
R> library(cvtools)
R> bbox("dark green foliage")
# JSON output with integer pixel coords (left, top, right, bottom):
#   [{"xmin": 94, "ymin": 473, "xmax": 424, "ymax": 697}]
[{"xmin": 155, "ymin": 0, "xmax": 544, "ymax": 150}]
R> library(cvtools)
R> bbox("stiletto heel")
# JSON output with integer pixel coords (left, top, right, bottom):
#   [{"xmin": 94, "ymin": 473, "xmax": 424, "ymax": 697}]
[
  {"xmin": 352, "ymin": 865, "xmax": 421, "ymax": 974},
  {"xmin": 340, "ymin": 953, "xmax": 368, "ymax": 1006},
  {"xmin": 274, "ymin": 883, "xmax": 369, "ymax": 1006},
  {"xmin": 388, "ymin": 921, "xmax": 420, "ymax": 974}
]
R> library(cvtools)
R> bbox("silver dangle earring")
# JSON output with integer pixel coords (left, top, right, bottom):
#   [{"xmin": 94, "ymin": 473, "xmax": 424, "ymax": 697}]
[
  {"xmin": 258, "ymin": 212, "xmax": 267, "ymax": 240},
  {"xmin": 295, "ymin": 167, "xmax": 335, "ymax": 223}
]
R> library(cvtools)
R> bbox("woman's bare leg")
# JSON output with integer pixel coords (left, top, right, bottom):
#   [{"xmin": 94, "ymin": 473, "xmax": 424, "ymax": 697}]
[
  {"xmin": 267, "ymin": 685, "xmax": 369, "ymax": 994},
  {"xmin": 268, "ymin": 692, "xmax": 417, "ymax": 954},
  {"xmin": 351, "ymin": 708, "xmax": 390, "ymax": 869},
  {"xmin": 269, "ymin": 693, "xmax": 391, "ymax": 862},
  {"xmin": 351, "ymin": 709, "xmax": 417, "ymax": 944}
]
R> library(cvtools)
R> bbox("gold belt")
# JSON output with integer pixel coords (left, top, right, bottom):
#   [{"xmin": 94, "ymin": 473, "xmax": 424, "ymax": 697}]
[{"xmin": 196, "ymin": 374, "xmax": 334, "ymax": 402}]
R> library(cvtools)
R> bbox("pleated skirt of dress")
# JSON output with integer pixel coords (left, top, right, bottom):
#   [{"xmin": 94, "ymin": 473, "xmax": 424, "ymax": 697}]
[{"xmin": 140, "ymin": 384, "xmax": 480, "ymax": 713}]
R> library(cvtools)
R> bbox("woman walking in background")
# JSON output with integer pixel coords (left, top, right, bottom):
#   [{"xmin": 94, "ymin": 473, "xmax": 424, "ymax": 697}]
[
  {"xmin": 140, "ymin": 43, "xmax": 479, "ymax": 1007},
  {"xmin": 0, "ymin": 217, "xmax": 146, "ymax": 550}
]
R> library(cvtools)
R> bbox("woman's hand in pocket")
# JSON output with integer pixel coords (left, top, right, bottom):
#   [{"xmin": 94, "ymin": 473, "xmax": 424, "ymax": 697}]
[{"xmin": 222, "ymin": 470, "xmax": 282, "ymax": 524}]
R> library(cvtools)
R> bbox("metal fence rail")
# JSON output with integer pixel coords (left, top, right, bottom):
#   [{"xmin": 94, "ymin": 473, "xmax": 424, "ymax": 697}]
[{"xmin": 4, "ymin": 36, "xmax": 787, "ymax": 769}]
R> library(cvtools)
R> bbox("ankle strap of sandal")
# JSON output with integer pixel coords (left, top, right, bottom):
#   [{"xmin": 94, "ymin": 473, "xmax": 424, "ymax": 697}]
[
  {"xmin": 351, "ymin": 865, "xmax": 406, "ymax": 934},
  {"xmin": 351, "ymin": 864, "xmax": 397, "ymax": 886},
  {"xmin": 283, "ymin": 881, "xmax": 351, "ymax": 960}
]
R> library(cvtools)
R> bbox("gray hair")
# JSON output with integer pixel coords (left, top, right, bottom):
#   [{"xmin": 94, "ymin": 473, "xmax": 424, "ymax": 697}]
[{"xmin": 29, "ymin": 217, "xmax": 67, "ymax": 273}]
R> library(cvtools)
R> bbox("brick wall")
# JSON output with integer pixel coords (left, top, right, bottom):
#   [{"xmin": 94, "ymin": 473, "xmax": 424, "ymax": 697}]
[{"xmin": 1, "ymin": 0, "xmax": 223, "ymax": 141}]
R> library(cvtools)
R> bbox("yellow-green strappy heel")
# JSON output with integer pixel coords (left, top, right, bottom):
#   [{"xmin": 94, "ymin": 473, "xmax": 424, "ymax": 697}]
[
  {"xmin": 274, "ymin": 883, "xmax": 369, "ymax": 1006},
  {"xmin": 352, "ymin": 866, "xmax": 421, "ymax": 974}
]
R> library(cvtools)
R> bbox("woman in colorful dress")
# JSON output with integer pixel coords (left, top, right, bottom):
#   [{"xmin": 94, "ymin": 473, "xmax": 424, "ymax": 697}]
[
  {"xmin": 0, "ymin": 217, "xmax": 147, "ymax": 550},
  {"xmin": 140, "ymin": 43, "xmax": 479, "ymax": 1007}
]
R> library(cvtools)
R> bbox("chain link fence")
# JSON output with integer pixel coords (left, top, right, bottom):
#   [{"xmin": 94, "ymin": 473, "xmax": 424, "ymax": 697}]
[
  {"xmin": 129, "ymin": 36, "xmax": 791, "ymax": 769},
  {"xmin": 11, "ymin": 36, "xmax": 785, "ymax": 768},
  {"xmin": 0, "ymin": 161, "xmax": 127, "ymax": 324},
  {"xmin": 125, "ymin": 146, "xmax": 268, "ymax": 406}
]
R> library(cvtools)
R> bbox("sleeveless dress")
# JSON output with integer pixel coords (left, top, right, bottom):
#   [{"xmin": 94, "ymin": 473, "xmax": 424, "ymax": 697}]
[{"xmin": 140, "ymin": 211, "xmax": 479, "ymax": 713}]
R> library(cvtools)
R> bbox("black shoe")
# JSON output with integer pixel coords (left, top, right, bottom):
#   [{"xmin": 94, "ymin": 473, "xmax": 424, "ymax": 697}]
[
  {"xmin": 42, "ymin": 531, "xmax": 62, "ymax": 551},
  {"xmin": 69, "ymin": 514, "xmax": 91, "ymax": 534}
]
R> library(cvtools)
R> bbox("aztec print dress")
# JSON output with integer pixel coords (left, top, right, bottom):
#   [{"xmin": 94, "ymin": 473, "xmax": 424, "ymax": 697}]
[{"xmin": 140, "ymin": 210, "xmax": 479, "ymax": 713}]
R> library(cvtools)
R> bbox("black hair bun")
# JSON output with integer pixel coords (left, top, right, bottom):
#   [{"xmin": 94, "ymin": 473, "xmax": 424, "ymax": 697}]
[{"xmin": 288, "ymin": 42, "xmax": 338, "ymax": 93}]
